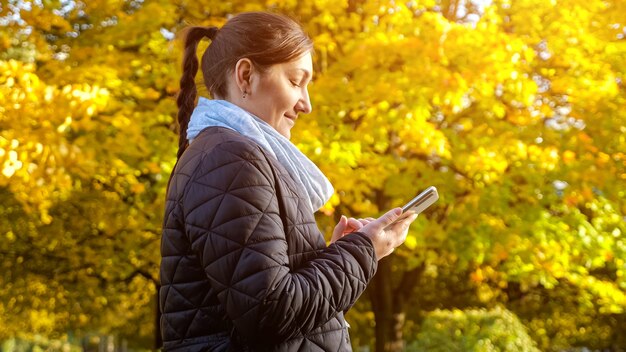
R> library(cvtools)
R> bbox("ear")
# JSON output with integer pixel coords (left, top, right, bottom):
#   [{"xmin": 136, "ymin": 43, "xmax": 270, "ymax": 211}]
[{"xmin": 235, "ymin": 58, "xmax": 253, "ymax": 96}]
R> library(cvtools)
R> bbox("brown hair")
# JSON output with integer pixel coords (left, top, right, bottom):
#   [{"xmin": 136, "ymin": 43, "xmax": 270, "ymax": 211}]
[{"xmin": 175, "ymin": 12, "xmax": 314, "ymax": 160}]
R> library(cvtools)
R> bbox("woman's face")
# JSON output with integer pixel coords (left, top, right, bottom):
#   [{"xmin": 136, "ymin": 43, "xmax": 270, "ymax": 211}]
[{"xmin": 241, "ymin": 52, "xmax": 313, "ymax": 139}]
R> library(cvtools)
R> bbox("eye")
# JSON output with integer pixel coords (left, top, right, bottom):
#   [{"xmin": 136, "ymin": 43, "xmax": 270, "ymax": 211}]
[{"xmin": 290, "ymin": 80, "xmax": 301, "ymax": 88}]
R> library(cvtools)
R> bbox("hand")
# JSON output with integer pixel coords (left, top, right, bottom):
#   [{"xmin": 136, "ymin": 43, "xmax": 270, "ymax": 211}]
[
  {"xmin": 359, "ymin": 208, "xmax": 418, "ymax": 260},
  {"xmin": 331, "ymin": 216, "xmax": 375, "ymax": 244}
]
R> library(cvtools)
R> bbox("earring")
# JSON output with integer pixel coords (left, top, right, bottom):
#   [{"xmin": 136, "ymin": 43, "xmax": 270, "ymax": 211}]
[{"xmin": 242, "ymin": 91, "xmax": 247, "ymax": 99}]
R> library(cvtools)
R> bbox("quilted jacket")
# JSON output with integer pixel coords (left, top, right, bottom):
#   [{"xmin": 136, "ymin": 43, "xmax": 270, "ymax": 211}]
[{"xmin": 160, "ymin": 127, "xmax": 378, "ymax": 351}]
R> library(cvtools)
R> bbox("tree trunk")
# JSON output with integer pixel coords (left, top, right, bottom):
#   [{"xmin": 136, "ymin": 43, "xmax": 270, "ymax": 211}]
[
  {"xmin": 369, "ymin": 257, "xmax": 405, "ymax": 352},
  {"xmin": 155, "ymin": 285, "xmax": 162, "ymax": 349},
  {"xmin": 369, "ymin": 253, "xmax": 425, "ymax": 352},
  {"xmin": 367, "ymin": 188, "xmax": 425, "ymax": 351}
]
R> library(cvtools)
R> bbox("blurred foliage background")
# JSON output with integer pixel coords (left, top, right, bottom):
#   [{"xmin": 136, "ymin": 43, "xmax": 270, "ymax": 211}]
[{"xmin": 1, "ymin": 0, "xmax": 625, "ymax": 351}]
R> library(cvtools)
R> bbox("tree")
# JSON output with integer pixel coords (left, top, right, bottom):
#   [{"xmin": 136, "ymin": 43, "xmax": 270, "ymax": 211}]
[
  {"xmin": 296, "ymin": 0, "xmax": 626, "ymax": 350},
  {"xmin": 0, "ymin": 0, "xmax": 178, "ymax": 345},
  {"xmin": 1, "ymin": 0, "xmax": 625, "ymax": 351}
]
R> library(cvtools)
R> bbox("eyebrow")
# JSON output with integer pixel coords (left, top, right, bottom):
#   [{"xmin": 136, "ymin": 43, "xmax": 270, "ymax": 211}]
[{"xmin": 290, "ymin": 68, "xmax": 312, "ymax": 79}]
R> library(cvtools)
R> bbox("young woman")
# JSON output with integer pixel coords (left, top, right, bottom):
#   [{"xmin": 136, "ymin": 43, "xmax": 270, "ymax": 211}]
[{"xmin": 159, "ymin": 11, "xmax": 418, "ymax": 351}]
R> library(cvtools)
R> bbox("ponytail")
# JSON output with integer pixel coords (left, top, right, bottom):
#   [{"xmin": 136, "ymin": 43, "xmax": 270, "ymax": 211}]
[
  {"xmin": 166, "ymin": 26, "xmax": 218, "ymax": 194},
  {"xmin": 175, "ymin": 26, "xmax": 219, "ymax": 160}
]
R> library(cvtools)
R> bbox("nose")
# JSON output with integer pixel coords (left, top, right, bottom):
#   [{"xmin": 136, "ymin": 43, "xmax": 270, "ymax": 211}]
[{"xmin": 296, "ymin": 88, "xmax": 312, "ymax": 114}]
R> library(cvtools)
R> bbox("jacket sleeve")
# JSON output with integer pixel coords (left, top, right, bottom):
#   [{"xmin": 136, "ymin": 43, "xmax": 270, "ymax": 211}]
[{"xmin": 182, "ymin": 140, "xmax": 377, "ymax": 345}]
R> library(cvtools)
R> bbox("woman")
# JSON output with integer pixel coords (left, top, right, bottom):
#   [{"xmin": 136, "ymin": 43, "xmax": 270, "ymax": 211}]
[{"xmin": 159, "ymin": 12, "xmax": 418, "ymax": 351}]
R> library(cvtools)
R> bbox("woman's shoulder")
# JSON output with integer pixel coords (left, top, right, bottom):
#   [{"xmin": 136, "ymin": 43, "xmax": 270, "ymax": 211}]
[
  {"xmin": 175, "ymin": 127, "xmax": 260, "ymax": 165},
  {"xmin": 181, "ymin": 126, "xmax": 275, "ymax": 177},
  {"xmin": 190, "ymin": 126, "xmax": 262, "ymax": 154}
]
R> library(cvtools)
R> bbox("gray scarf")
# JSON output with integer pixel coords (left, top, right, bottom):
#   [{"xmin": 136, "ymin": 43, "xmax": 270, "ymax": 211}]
[{"xmin": 187, "ymin": 98, "xmax": 334, "ymax": 212}]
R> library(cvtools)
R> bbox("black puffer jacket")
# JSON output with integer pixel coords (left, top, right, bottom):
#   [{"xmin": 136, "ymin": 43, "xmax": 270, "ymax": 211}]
[{"xmin": 160, "ymin": 127, "xmax": 378, "ymax": 351}]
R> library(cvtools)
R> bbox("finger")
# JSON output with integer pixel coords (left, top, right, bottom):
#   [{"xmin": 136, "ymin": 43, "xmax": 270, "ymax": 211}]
[
  {"xmin": 388, "ymin": 213, "xmax": 418, "ymax": 233},
  {"xmin": 373, "ymin": 208, "xmax": 403, "ymax": 229},
  {"xmin": 397, "ymin": 212, "xmax": 417, "ymax": 221},
  {"xmin": 400, "ymin": 213, "xmax": 419, "ymax": 225},
  {"xmin": 347, "ymin": 217, "xmax": 364, "ymax": 231},
  {"xmin": 395, "ymin": 210, "xmax": 416, "ymax": 222},
  {"xmin": 332, "ymin": 215, "xmax": 348, "ymax": 242}
]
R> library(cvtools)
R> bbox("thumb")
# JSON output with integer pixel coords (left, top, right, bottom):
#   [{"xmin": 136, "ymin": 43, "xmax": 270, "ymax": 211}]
[
  {"xmin": 332, "ymin": 215, "xmax": 348, "ymax": 242},
  {"xmin": 375, "ymin": 208, "xmax": 403, "ymax": 228}
]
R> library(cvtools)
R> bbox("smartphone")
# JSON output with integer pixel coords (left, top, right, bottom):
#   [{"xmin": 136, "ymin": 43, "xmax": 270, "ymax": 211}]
[
  {"xmin": 385, "ymin": 186, "xmax": 438, "ymax": 229},
  {"xmin": 401, "ymin": 186, "xmax": 439, "ymax": 215}
]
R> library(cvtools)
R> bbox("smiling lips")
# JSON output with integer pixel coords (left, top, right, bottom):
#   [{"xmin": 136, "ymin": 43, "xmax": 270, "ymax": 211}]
[{"xmin": 285, "ymin": 114, "xmax": 297, "ymax": 122}]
